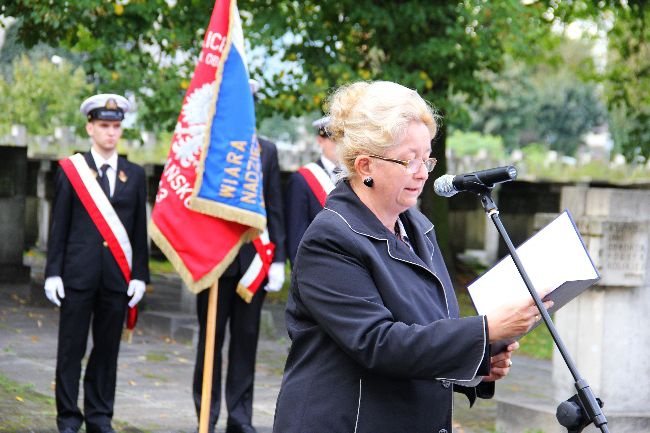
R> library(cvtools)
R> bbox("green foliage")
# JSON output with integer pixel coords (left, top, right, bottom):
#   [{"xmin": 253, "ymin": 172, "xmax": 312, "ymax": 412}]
[
  {"xmin": 447, "ymin": 130, "xmax": 506, "ymax": 159},
  {"xmin": 469, "ymin": 38, "xmax": 607, "ymax": 155},
  {"xmin": 2, "ymin": 0, "xmax": 648, "ymax": 161},
  {"xmin": 0, "ymin": 54, "xmax": 91, "ymax": 136},
  {"xmin": 603, "ymin": 5, "xmax": 650, "ymax": 161},
  {"xmin": 520, "ymin": 143, "xmax": 549, "ymax": 166},
  {"xmin": 0, "ymin": 0, "xmax": 557, "ymax": 131},
  {"xmin": 1, "ymin": 0, "xmax": 205, "ymax": 132},
  {"xmin": 540, "ymin": 0, "xmax": 650, "ymax": 161},
  {"xmin": 239, "ymin": 0, "xmax": 551, "ymax": 120},
  {"xmin": 235, "ymin": 0, "xmax": 555, "ymax": 259}
]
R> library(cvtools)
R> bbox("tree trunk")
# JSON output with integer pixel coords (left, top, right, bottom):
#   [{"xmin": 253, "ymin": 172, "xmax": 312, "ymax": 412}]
[{"xmin": 420, "ymin": 114, "xmax": 455, "ymax": 282}]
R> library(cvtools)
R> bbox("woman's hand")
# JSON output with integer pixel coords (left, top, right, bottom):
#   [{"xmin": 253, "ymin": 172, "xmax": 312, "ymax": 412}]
[
  {"xmin": 486, "ymin": 291, "xmax": 554, "ymax": 343},
  {"xmin": 482, "ymin": 342, "xmax": 519, "ymax": 382}
]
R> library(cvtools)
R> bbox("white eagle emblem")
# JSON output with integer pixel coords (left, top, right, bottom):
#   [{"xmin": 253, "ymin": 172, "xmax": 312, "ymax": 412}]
[{"xmin": 172, "ymin": 82, "xmax": 216, "ymax": 168}]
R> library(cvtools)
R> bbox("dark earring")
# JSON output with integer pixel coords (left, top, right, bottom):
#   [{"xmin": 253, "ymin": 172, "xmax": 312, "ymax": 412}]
[{"xmin": 363, "ymin": 177, "xmax": 374, "ymax": 187}]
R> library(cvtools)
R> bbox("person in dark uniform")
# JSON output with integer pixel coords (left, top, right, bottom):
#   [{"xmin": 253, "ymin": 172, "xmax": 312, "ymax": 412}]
[
  {"xmin": 44, "ymin": 93, "xmax": 150, "ymax": 433},
  {"xmin": 284, "ymin": 116, "xmax": 339, "ymax": 265},
  {"xmin": 273, "ymin": 81, "xmax": 553, "ymax": 433},
  {"xmin": 192, "ymin": 81, "xmax": 287, "ymax": 433}
]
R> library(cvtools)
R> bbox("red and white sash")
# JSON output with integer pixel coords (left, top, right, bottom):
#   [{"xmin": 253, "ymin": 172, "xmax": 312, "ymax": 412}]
[
  {"xmin": 236, "ymin": 228, "xmax": 275, "ymax": 303},
  {"xmin": 59, "ymin": 153, "xmax": 132, "ymax": 282},
  {"xmin": 297, "ymin": 162, "xmax": 335, "ymax": 207}
]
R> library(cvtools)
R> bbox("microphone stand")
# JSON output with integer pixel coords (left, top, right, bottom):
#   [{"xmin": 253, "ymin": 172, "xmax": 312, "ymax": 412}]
[{"xmin": 476, "ymin": 189, "xmax": 609, "ymax": 433}]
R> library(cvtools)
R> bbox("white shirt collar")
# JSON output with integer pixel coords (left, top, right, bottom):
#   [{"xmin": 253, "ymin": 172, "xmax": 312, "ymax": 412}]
[
  {"xmin": 90, "ymin": 148, "xmax": 118, "ymax": 172},
  {"xmin": 396, "ymin": 217, "xmax": 409, "ymax": 240},
  {"xmin": 320, "ymin": 155, "xmax": 337, "ymax": 175}
]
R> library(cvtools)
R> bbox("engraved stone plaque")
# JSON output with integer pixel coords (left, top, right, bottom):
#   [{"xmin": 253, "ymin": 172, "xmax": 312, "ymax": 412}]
[{"xmin": 598, "ymin": 221, "xmax": 648, "ymax": 287}]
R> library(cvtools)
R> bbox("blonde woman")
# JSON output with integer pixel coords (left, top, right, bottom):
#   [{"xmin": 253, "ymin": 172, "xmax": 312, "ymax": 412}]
[{"xmin": 273, "ymin": 81, "xmax": 550, "ymax": 433}]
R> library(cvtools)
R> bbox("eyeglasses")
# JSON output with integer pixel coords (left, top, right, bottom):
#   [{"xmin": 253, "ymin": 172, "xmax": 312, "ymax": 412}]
[{"xmin": 368, "ymin": 154, "xmax": 437, "ymax": 174}]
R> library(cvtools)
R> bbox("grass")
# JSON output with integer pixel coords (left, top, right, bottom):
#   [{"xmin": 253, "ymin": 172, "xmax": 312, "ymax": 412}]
[
  {"xmin": 0, "ymin": 374, "xmax": 56, "ymax": 431},
  {"xmin": 264, "ymin": 262, "xmax": 292, "ymax": 304},
  {"xmin": 519, "ymin": 158, "xmax": 650, "ymax": 183},
  {"xmin": 0, "ymin": 375, "xmax": 146, "ymax": 432},
  {"xmin": 456, "ymin": 289, "xmax": 554, "ymax": 360},
  {"xmin": 148, "ymin": 257, "xmax": 177, "ymax": 275},
  {"xmin": 144, "ymin": 351, "xmax": 169, "ymax": 362},
  {"xmin": 139, "ymin": 371, "xmax": 169, "ymax": 382}
]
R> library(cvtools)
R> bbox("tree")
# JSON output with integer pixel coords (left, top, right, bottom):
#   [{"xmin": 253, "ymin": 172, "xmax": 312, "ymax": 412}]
[
  {"xmin": 603, "ymin": 6, "xmax": 650, "ymax": 161},
  {"xmin": 1, "ymin": 1, "xmax": 208, "ymax": 132},
  {"xmin": 540, "ymin": 0, "xmax": 650, "ymax": 160},
  {"xmin": 238, "ymin": 0, "xmax": 553, "ymax": 263},
  {"xmin": 0, "ymin": 54, "xmax": 91, "ymax": 136},
  {"xmin": 468, "ymin": 39, "xmax": 607, "ymax": 155},
  {"xmin": 1, "ymin": 0, "xmax": 555, "ymax": 263}
]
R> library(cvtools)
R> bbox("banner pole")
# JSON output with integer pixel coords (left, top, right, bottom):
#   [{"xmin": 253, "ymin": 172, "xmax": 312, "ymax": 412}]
[{"xmin": 199, "ymin": 281, "xmax": 219, "ymax": 433}]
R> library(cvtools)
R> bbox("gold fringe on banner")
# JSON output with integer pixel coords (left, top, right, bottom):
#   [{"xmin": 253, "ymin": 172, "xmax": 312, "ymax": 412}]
[
  {"xmin": 190, "ymin": 198, "xmax": 267, "ymax": 232},
  {"xmin": 236, "ymin": 284, "xmax": 254, "ymax": 304},
  {"xmin": 148, "ymin": 221, "xmax": 258, "ymax": 294}
]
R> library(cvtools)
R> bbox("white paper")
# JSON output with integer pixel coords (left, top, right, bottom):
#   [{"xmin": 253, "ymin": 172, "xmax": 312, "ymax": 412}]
[{"xmin": 468, "ymin": 211, "xmax": 599, "ymax": 315}]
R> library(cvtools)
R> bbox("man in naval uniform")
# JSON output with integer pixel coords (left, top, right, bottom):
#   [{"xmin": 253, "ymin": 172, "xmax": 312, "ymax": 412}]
[
  {"xmin": 192, "ymin": 80, "xmax": 287, "ymax": 433},
  {"xmin": 44, "ymin": 94, "xmax": 150, "ymax": 433},
  {"xmin": 284, "ymin": 116, "xmax": 339, "ymax": 266}
]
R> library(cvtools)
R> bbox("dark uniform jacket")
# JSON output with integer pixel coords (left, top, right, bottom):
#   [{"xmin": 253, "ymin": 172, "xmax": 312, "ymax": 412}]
[
  {"xmin": 45, "ymin": 152, "xmax": 150, "ymax": 292},
  {"xmin": 223, "ymin": 137, "xmax": 286, "ymax": 277},
  {"xmin": 273, "ymin": 181, "xmax": 493, "ymax": 433},
  {"xmin": 284, "ymin": 159, "xmax": 328, "ymax": 265}
]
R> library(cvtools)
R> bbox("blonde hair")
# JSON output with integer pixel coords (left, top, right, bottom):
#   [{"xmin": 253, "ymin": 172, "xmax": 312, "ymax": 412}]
[{"xmin": 327, "ymin": 81, "xmax": 438, "ymax": 178}]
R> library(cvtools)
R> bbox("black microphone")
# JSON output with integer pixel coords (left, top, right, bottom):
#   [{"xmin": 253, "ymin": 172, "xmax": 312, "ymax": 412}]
[{"xmin": 433, "ymin": 166, "xmax": 517, "ymax": 197}]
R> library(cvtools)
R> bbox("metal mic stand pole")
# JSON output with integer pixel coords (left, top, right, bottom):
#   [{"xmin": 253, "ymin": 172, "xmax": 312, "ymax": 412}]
[{"xmin": 477, "ymin": 189, "xmax": 609, "ymax": 433}]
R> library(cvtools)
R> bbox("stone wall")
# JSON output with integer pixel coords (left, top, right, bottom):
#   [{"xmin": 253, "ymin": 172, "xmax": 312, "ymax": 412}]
[
  {"xmin": 0, "ymin": 146, "xmax": 30, "ymax": 282},
  {"xmin": 496, "ymin": 185, "xmax": 650, "ymax": 433}
]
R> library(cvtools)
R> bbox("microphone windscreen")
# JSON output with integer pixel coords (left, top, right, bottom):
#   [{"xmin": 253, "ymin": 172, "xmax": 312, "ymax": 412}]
[{"xmin": 433, "ymin": 174, "xmax": 456, "ymax": 197}]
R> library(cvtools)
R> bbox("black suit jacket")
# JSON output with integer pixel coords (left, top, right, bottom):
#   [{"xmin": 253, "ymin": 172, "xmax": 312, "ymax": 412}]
[
  {"xmin": 274, "ymin": 181, "xmax": 492, "ymax": 433},
  {"xmin": 222, "ymin": 137, "xmax": 286, "ymax": 277},
  {"xmin": 284, "ymin": 159, "xmax": 327, "ymax": 266},
  {"xmin": 45, "ymin": 152, "xmax": 150, "ymax": 292}
]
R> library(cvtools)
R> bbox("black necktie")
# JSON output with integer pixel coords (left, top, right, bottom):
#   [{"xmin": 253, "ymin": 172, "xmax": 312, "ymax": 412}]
[
  {"xmin": 99, "ymin": 163, "xmax": 111, "ymax": 198},
  {"xmin": 331, "ymin": 166, "xmax": 342, "ymax": 183}
]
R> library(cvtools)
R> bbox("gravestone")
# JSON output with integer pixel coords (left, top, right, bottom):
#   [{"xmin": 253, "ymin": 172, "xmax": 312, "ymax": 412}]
[
  {"xmin": 496, "ymin": 185, "xmax": 650, "ymax": 433},
  {"xmin": 0, "ymin": 146, "xmax": 30, "ymax": 283},
  {"xmin": 24, "ymin": 159, "xmax": 40, "ymax": 249},
  {"xmin": 496, "ymin": 180, "xmax": 564, "ymax": 258},
  {"xmin": 145, "ymin": 163, "xmax": 165, "ymax": 259},
  {"xmin": 36, "ymin": 159, "xmax": 55, "ymax": 251},
  {"xmin": 11, "ymin": 124, "xmax": 27, "ymax": 146}
]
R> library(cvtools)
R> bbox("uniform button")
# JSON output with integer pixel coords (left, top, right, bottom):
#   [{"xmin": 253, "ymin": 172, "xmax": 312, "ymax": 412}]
[
  {"xmin": 102, "ymin": 241, "xmax": 108, "ymax": 247},
  {"xmin": 441, "ymin": 380, "xmax": 450, "ymax": 388},
  {"xmin": 438, "ymin": 429, "xmax": 448, "ymax": 433}
]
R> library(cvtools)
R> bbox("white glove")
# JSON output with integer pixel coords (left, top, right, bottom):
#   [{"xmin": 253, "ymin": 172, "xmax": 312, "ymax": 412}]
[
  {"xmin": 127, "ymin": 279, "xmax": 146, "ymax": 308},
  {"xmin": 264, "ymin": 262, "xmax": 285, "ymax": 292},
  {"xmin": 44, "ymin": 276, "xmax": 65, "ymax": 307}
]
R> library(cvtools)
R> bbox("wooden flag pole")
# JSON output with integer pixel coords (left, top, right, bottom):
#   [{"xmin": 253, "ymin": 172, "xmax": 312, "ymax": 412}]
[{"xmin": 199, "ymin": 281, "xmax": 219, "ymax": 433}]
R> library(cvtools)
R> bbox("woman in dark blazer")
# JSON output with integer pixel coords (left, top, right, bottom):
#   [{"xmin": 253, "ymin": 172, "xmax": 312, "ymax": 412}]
[{"xmin": 273, "ymin": 81, "xmax": 552, "ymax": 433}]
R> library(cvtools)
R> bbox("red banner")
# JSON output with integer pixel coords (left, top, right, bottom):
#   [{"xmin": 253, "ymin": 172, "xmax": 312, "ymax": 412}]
[{"xmin": 149, "ymin": 0, "xmax": 260, "ymax": 293}]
